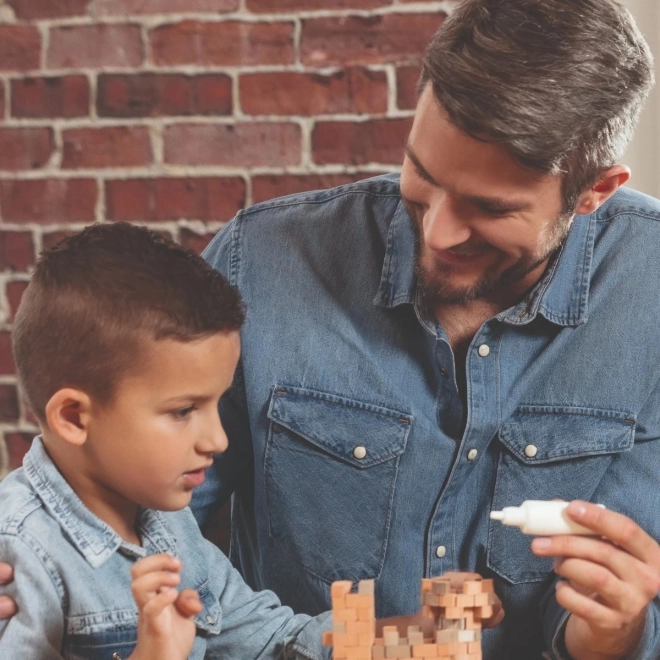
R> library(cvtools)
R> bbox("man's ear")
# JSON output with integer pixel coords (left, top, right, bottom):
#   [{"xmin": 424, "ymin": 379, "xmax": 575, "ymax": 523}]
[
  {"xmin": 44, "ymin": 388, "xmax": 93, "ymax": 447},
  {"xmin": 574, "ymin": 165, "xmax": 631, "ymax": 216}
]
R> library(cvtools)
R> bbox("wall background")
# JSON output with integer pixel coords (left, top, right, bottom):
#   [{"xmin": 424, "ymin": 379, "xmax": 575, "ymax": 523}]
[
  {"xmin": 621, "ymin": 0, "xmax": 660, "ymax": 198},
  {"xmin": 0, "ymin": 0, "xmax": 453, "ymax": 481}
]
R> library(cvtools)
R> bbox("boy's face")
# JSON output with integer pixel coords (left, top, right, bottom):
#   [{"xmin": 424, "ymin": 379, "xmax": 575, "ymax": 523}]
[{"xmin": 82, "ymin": 331, "xmax": 240, "ymax": 513}]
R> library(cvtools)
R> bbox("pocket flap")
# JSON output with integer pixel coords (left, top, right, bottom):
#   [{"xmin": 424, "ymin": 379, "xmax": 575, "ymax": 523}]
[
  {"xmin": 194, "ymin": 579, "xmax": 222, "ymax": 635},
  {"xmin": 499, "ymin": 406, "xmax": 635, "ymax": 464},
  {"xmin": 267, "ymin": 385, "xmax": 412, "ymax": 468}
]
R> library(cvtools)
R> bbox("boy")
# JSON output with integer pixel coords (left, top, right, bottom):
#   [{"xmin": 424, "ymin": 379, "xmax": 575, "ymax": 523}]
[{"xmin": 0, "ymin": 223, "xmax": 332, "ymax": 659}]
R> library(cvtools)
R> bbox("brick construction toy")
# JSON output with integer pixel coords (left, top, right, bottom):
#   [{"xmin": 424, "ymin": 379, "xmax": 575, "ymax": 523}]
[{"xmin": 322, "ymin": 572, "xmax": 496, "ymax": 659}]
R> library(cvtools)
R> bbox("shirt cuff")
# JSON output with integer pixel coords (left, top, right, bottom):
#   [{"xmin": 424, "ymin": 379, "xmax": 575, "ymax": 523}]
[{"xmin": 287, "ymin": 610, "xmax": 333, "ymax": 660}]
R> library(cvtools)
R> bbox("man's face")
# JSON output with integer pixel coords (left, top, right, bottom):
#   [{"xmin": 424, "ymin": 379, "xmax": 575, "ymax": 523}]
[
  {"xmin": 400, "ymin": 85, "xmax": 573, "ymax": 308},
  {"xmin": 82, "ymin": 331, "xmax": 240, "ymax": 514}
]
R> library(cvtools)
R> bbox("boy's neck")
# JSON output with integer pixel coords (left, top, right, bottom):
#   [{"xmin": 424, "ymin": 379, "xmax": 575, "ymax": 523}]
[{"xmin": 42, "ymin": 435, "xmax": 142, "ymax": 546}]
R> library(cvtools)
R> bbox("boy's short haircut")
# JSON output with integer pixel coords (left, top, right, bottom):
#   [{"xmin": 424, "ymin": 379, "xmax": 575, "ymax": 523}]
[{"xmin": 12, "ymin": 222, "xmax": 244, "ymax": 421}]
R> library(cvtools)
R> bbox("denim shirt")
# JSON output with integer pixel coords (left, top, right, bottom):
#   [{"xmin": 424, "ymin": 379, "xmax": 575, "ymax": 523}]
[
  {"xmin": 194, "ymin": 173, "xmax": 660, "ymax": 659},
  {"xmin": 0, "ymin": 438, "xmax": 330, "ymax": 660}
]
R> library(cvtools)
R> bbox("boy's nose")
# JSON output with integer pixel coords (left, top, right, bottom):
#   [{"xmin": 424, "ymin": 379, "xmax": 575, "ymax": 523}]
[{"xmin": 199, "ymin": 412, "xmax": 229, "ymax": 454}]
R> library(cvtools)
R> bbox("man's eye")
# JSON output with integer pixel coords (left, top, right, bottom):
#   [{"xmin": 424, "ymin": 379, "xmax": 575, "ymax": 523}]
[{"xmin": 172, "ymin": 405, "xmax": 196, "ymax": 420}]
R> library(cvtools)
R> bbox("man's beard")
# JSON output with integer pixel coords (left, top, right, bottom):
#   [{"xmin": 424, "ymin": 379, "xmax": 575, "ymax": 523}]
[{"xmin": 407, "ymin": 203, "xmax": 572, "ymax": 307}]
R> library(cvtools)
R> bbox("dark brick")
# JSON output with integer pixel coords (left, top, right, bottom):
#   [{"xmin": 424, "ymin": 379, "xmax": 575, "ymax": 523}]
[
  {"xmin": 0, "ymin": 128, "xmax": 53, "ymax": 171},
  {"xmin": 98, "ymin": 73, "xmax": 231, "ymax": 118},
  {"xmin": 0, "ymin": 179, "xmax": 97, "ymax": 224},
  {"xmin": 0, "ymin": 231, "xmax": 35, "ymax": 272},
  {"xmin": 11, "ymin": 76, "xmax": 90, "ymax": 119},
  {"xmin": 0, "ymin": 385, "xmax": 19, "ymax": 423}
]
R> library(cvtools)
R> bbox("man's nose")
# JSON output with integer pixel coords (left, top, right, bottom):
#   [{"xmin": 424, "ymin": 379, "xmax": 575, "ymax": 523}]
[{"xmin": 423, "ymin": 194, "xmax": 472, "ymax": 251}]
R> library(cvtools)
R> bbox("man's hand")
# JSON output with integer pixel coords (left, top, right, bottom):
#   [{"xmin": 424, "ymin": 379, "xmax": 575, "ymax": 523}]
[
  {"xmin": 531, "ymin": 501, "xmax": 660, "ymax": 660},
  {"xmin": 128, "ymin": 554, "xmax": 203, "ymax": 660},
  {"xmin": 0, "ymin": 562, "xmax": 17, "ymax": 619}
]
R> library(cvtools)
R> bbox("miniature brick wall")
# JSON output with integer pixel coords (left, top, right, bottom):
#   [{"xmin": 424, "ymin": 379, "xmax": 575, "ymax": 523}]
[{"xmin": 0, "ymin": 0, "xmax": 453, "ymax": 510}]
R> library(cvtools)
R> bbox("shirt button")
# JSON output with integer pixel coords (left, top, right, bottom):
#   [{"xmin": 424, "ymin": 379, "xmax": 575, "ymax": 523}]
[
  {"xmin": 206, "ymin": 615, "xmax": 215, "ymax": 625},
  {"xmin": 524, "ymin": 444, "xmax": 538, "ymax": 458},
  {"xmin": 467, "ymin": 448, "xmax": 478, "ymax": 461},
  {"xmin": 439, "ymin": 367, "xmax": 449, "ymax": 378},
  {"xmin": 353, "ymin": 446, "xmax": 367, "ymax": 460},
  {"xmin": 435, "ymin": 545, "xmax": 447, "ymax": 558},
  {"xmin": 477, "ymin": 344, "xmax": 490, "ymax": 357}
]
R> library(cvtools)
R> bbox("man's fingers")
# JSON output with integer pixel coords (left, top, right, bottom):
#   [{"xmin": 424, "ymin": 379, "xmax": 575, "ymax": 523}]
[
  {"xmin": 132, "ymin": 571, "xmax": 181, "ymax": 608},
  {"xmin": 174, "ymin": 589, "xmax": 203, "ymax": 619},
  {"xmin": 0, "ymin": 595, "xmax": 17, "ymax": 619},
  {"xmin": 532, "ymin": 533, "xmax": 660, "ymax": 603},
  {"xmin": 555, "ymin": 581, "xmax": 626, "ymax": 630},
  {"xmin": 553, "ymin": 557, "xmax": 641, "ymax": 616},
  {"xmin": 0, "ymin": 563, "xmax": 14, "ymax": 585},
  {"xmin": 566, "ymin": 502, "xmax": 660, "ymax": 568},
  {"xmin": 130, "ymin": 554, "xmax": 181, "ymax": 581}
]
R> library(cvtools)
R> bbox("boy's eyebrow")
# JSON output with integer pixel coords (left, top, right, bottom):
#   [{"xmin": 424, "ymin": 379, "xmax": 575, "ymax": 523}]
[{"xmin": 405, "ymin": 143, "xmax": 531, "ymax": 212}]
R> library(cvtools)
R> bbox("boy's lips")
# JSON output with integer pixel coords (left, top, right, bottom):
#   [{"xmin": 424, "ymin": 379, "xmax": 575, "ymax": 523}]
[{"xmin": 182, "ymin": 463, "xmax": 212, "ymax": 488}]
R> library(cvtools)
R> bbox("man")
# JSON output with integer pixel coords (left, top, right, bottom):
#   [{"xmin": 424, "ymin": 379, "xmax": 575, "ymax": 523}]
[{"xmin": 2, "ymin": 0, "xmax": 659, "ymax": 658}]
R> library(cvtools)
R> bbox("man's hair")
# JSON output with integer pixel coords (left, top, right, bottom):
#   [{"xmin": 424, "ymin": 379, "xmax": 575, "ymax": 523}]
[
  {"xmin": 12, "ymin": 222, "xmax": 244, "ymax": 420},
  {"xmin": 419, "ymin": 0, "xmax": 655, "ymax": 211}
]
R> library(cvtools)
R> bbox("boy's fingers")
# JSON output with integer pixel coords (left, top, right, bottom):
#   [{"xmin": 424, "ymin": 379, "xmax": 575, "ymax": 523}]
[
  {"xmin": 132, "ymin": 571, "xmax": 181, "ymax": 608},
  {"xmin": 0, "ymin": 563, "xmax": 14, "ymax": 584},
  {"xmin": 141, "ymin": 587, "xmax": 179, "ymax": 620},
  {"xmin": 481, "ymin": 593, "xmax": 505, "ymax": 628},
  {"xmin": 174, "ymin": 589, "xmax": 203, "ymax": 619},
  {"xmin": 131, "ymin": 554, "xmax": 181, "ymax": 580},
  {"xmin": 0, "ymin": 596, "xmax": 17, "ymax": 619}
]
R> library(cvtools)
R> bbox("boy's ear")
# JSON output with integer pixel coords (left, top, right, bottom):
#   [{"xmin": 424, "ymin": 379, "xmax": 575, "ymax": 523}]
[
  {"xmin": 45, "ymin": 388, "xmax": 93, "ymax": 447},
  {"xmin": 573, "ymin": 164, "xmax": 631, "ymax": 216}
]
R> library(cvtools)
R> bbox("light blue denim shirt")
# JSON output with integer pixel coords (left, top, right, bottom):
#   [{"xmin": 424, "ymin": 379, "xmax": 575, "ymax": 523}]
[
  {"xmin": 0, "ymin": 438, "xmax": 330, "ymax": 659},
  {"xmin": 194, "ymin": 173, "xmax": 660, "ymax": 659}
]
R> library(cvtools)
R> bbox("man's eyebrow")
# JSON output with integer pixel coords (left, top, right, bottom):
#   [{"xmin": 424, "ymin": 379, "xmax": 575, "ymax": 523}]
[{"xmin": 405, "ymin": 143, "xmax": 532, "ymax": 213}]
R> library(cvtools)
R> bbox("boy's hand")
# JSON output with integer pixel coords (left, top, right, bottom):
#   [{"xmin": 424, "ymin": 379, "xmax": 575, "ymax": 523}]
[
  {"xmin": 0, "ymin": 562, "xmax": 17, "ymax": 619},
  {"xmin": 128, "ymin": 554, "xmax": 203, "ymax": 660},
  {"xmin": 531, "ymin": 501, "xmax": 660, "ymax": 660}
]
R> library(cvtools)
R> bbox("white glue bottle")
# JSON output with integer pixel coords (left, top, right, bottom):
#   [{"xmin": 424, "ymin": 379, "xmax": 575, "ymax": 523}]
[{"xmin": 490, "ymin": 500, "xmax": 604, "ymax": 536}]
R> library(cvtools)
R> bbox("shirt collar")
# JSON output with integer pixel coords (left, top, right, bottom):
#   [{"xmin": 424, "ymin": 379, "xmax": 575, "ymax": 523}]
[
  {"xmin": 374, "ymin": 196, "xmax": 596, "ymax": 329},
  {"xmin": 24, "ymin": 437, "xmax": 176, "ymax": 568}
]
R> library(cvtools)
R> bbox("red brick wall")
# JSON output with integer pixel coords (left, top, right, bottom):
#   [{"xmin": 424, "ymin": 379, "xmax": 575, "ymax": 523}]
[{"xmin": 0, "ymin": 1, "xmax": 451, "ymax": 484}]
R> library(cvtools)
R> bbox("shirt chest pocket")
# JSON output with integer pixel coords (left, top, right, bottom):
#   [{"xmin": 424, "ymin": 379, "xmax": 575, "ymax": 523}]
[
  {"xmin": 265, "ymin": 385, "xmax": 412, "ymax": 583},
  {"xmin": 488, "ymin": 406, "xmax": 635, "ymax": 584}
]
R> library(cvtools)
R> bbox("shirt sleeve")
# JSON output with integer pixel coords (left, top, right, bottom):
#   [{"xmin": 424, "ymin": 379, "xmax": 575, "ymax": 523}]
[
  {"xmin": 539, "ymin": 379, "xmax": 660, "ymax": 659},
  {"xmin": 203, "ymin": 538, "xmax": 331, "ymax": 660},
  {"xmin": 0, "ymin": 533, "xmax": 65, "ymax": 659}
]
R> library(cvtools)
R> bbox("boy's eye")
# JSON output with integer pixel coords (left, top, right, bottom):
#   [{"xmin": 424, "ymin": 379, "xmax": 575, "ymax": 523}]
[{"xmin": 171, "ymin": 405, "xmax": 196, "ymax": 420}]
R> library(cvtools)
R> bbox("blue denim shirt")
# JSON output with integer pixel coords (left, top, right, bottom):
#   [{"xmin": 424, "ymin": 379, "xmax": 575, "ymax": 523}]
[
  {"xmin": 0, "ymin": 438, "xmax": 330, "ymax": 659},
  {"xmin": 194, "ymin": 173, "xmax": 660, "ymax": 659}
]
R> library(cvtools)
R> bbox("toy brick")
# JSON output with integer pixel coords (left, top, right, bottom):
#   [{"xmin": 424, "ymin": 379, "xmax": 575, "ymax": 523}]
[
  {"xmin": 435, "ymin": 629, "xmax": 459, "ymax": 644},
  {"xmin": 322, "ymin": 631, "xmax": 333, "ymax": 646},
  {"xmin": 385, "ymin": 645, "xmax": 412, "ymax": 657},
  {"xmin": 335, "ymin": 608, "xmax": 359, "ymax": 622},
  {"xmin": 411, "ymin": 644, "xmax": 438, "ymax": 657},
  {"xmin": 334, "ymin": 622, "xmax": 347, "ymax": 633},
  {"xmin": 347, "ymin": 594, "xmax": 376, "ymax": 608},
  {"xmin": 443, "ymin": 606, "xmax": 466, "ymax": 619},
  {"xmin": 476, "ymin": 606, "xmax": 493, "ymax": 619},
  {"xmin": 332, "ymin": 581, "xmax": 353, "ymax": 598},
  {"xmin": 346, "ymin": 621, "xmax": 374, "ymax": 635},
  {"xmin": 383, "ymin": 626, "xmax": 399, "ymax": 646},
  {"xmin": 359, "ymin": 606, "xmax": 376, "ymax": 621},
  {"xmin": 408, "ymin": 630, "xmax": 424, "ymax": 645},
  {"xmin": 358, "ymin": 580, "xmax": 375, "ymax": 595},
  {"xmin": 359, "ymin": 632, "xmax": 376, "ymax": 646},
  {"xmin": 346, "ymin": 647, "xmax": 372, "ymax": 659},
  {"xmin": 480, "ymin": 579, "xmax": 494, "ymax": 593},
  {"xmin": 372, "ymin": 646, "xmax": 385, "ymax": 659},
  {"xmin": 462, "ymin": 581, "xmax": 483, "ymax": 595},
  {"xmin": 421, "ymin": 579, "xmax": 434, "ymax": 593},
  {"xmin": 431, "ymin": 580, "xmax": 451, "ymax": 595},
  {"xmin": 334, "ymin": 632, "xmax": 359, "ymax": 647},
  {"xmin": 455, "ymin": 594, "xmax": 476, "ymax": 607}
]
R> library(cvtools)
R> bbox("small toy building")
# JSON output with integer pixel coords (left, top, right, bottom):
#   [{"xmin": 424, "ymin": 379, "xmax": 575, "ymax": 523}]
[{"xmin": 322, "ymin": 572, "xmax": 495, "ymax": 659}]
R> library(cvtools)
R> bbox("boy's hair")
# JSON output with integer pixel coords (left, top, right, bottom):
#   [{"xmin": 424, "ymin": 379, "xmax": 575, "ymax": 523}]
[
  {"xmin": 12, "ymin": 222, "xmax": 244, "ymax": 421},
  {"xmin": 419, "ymin": 0, "xmax": 655, "ymax": 212}
]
